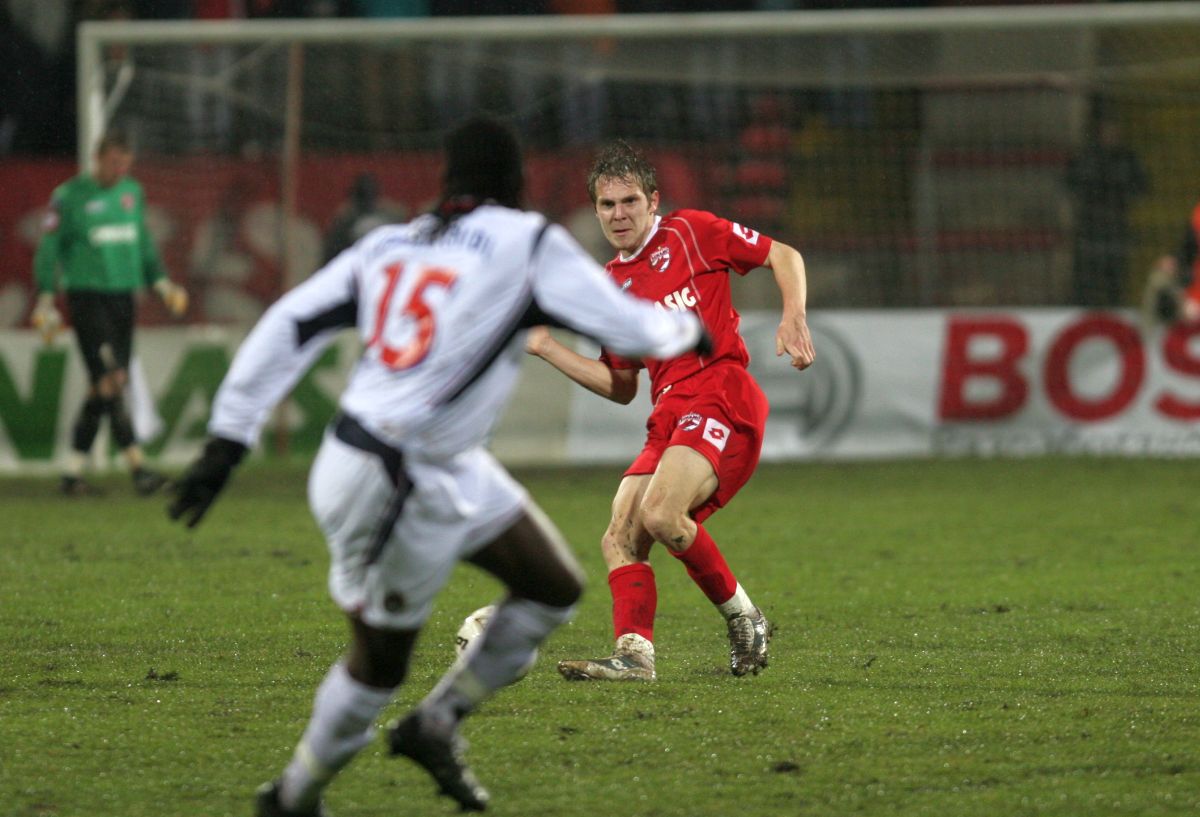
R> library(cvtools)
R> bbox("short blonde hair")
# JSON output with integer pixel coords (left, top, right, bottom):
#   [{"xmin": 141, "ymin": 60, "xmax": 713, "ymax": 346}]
[{"xmin": 587, "ymin": 140, "xmax": 658, "ymax": 204}]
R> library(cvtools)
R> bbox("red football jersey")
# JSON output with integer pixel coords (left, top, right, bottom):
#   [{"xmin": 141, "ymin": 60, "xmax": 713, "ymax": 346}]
[{"xmin": 600, "ymin": 209, "xmax": 773, "ymax": 399}]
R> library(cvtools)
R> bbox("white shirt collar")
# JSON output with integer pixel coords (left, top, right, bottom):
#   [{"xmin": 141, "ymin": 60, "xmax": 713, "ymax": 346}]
[{"xmin": 618, "ymin": 215, "xmax": 662, "ymax": 262}]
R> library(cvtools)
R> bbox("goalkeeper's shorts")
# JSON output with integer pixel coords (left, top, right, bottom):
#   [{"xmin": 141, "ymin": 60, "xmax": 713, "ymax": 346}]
[{"xmin": 67, "ymin": 290, "xmax": 135, "ymax": 382}]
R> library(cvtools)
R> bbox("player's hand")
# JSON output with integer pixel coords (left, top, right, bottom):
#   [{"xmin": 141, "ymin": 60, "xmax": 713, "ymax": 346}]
[
  {"xmin": 156, "ymin": 280, "xmax": 189, "ymax": 317},
  {"xmin": 1141, "ymin": 258, "xmax": 1187, "ymax": 327},
  {"xmin": 167, "ymin": 436, "xmax": 247, "ymax": 529},
  {"xmin": 525, "ymin": 325, "xmax": 551, "ymax": 356},
  {"xmin": 776, "ymin": 312, "xmax": 815, "ymax": 370},
  {"xmin": 31, "ymin": 292, "xmax": 63, "ymax": 345}
]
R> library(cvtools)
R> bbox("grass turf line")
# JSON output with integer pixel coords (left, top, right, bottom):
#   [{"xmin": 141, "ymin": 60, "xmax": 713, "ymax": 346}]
[{"xmin": 1, "ymin": 458, "xmax": 1197, "ymax": 816}]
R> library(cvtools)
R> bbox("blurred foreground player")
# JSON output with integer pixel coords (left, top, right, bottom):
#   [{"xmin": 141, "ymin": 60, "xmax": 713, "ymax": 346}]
[
  {"xmin": 527, "ymin": 140, "xmax": 814, "ymax": 681},
  {"xmin": 32, "ymin": 129, "xmax": 189, "ymax": 496},
  {"xmin": 167, "ymin": 118, "xmax": 709, "ymax": 816}
]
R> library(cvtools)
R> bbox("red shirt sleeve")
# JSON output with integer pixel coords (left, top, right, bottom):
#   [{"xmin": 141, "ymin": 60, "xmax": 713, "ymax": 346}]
[{"xmin": 671, "ymin": 209, "xmax": 773, "ymax": 276}]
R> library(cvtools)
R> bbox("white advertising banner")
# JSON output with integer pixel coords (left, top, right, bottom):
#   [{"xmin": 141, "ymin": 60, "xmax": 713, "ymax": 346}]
[
  {"xmin": 566, "ymin": 309, "xmax": 1200, "ymax": 462},
  {"xmin": 4, "ymin": 310, "xmax": 1200, "ymax": 473}
]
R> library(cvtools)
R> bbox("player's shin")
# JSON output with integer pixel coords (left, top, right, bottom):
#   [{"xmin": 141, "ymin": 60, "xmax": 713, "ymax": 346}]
[
  {"xmin": 422, "ymin": 598, "xmax": 574, "ymax": 722},
  {"xmin": 106, "ymin": 392, "xmax": 137, "ymax": 450},
  {"xmin": 278, "ymin": 661, "xmax": 393, "ymax": 812},
  {"xmin": 71, "ymin": 395, "xmax": 106, "ymax": 456},
  {"xmin": 671, "ymin": 524, "xmax": 742, "ymax": 610},
  {"xmin": 608, "ymin": 562, "xmax": 657, "ymax": 641}
]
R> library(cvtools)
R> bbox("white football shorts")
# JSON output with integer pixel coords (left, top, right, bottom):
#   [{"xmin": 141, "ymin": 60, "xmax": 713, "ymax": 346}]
[{"xmin": 307, "ymin": 429, "xmax": 528, "ymax": 630}]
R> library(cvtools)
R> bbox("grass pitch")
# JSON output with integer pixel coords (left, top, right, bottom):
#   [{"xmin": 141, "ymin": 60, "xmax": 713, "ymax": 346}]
[{"xmin": 2, "ymin": 458, "xmax": 1198, "ymax": 817}]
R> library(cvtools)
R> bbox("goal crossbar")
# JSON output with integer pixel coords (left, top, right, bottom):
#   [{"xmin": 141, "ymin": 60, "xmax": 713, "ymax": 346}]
[{"xmin": 76, "ymin": 2, "xmax": 1200, "ymax": 166}]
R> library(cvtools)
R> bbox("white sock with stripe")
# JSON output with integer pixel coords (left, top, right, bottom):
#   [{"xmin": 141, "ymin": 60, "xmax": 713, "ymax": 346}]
[
  {"xmin": 278, "ymin": 661, "xmax": 393, "ymax": 811},
  {"xmin": 421, "ymin": 598, "xmax": 574, "ymax": 725}
]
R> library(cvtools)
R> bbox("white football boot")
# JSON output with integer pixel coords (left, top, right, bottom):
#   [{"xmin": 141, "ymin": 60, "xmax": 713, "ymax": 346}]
[
  {"xmin": 726, "ymin": 607, "xmax": 773, "ymax": 676},
  {"xmin": 557, "ymin": 633, "xmax": 656, "ymax": 681}
]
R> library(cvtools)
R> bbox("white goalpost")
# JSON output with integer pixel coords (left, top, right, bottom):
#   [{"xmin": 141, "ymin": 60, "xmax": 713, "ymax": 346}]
[{"xmin": 77, "ymin": 3, "xmax": 1200, "ymax": 317}]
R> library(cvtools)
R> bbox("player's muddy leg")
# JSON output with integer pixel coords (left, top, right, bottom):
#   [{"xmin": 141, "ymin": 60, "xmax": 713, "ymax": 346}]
[
  {"xmin": 558, "ymin": 476, "xmax": 660, "ymax": 681},
  {"xmin": 599, "ymin": 474, "xmax": 656, "ymax": 569},
  {"xmin": 639, "ymin": 445, "xmax": 717, "ymax": 553},
  {"xmin": 644, "ymin": 445, "xmax": 772, "ymax": 676}
]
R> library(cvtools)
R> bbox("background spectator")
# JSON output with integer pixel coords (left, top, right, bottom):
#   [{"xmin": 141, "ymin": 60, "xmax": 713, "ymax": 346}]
[{"xmin": 1065, "ymin": 107, "xmax": 1149, "ymax": 307}]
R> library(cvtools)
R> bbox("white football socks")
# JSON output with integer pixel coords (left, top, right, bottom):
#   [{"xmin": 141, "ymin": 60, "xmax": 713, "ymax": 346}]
[
  {"xmin": 279, "ymin": 661, "xmax": 393, "ymax": 812},
  {"xmin": 717, "ymin": 582, "xmax": 755, "ymax": 620},
  {"xmin": 65, "ymin": 450, "xmax": 87, "ymax": 478},
  {"xmin": 277, "ymin": 600, "xmax": 575, "ymax": 810},
  {"xmin": 422, "ymin": 598, "xmax": 574, "ymax": 723},
  {"xmin": 615, "ymin": 632, "xmax": 655, "ymax": 659}
]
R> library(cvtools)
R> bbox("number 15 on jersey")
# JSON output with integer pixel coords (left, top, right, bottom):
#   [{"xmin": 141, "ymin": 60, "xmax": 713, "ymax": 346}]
[{"xmin": 366, "ymin": 261, "xmax": 458, "ymax": 370}]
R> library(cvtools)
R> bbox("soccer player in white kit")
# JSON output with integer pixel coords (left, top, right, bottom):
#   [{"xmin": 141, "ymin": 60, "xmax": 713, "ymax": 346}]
[{"xmin": 167, "ymin": 118, "xmax": 709, "ymax": 817}]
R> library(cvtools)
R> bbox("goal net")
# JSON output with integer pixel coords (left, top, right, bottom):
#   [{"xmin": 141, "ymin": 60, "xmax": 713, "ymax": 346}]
[{"xmin": 78, "ymin": 4, "xmax": 1200, "ymax": 320}]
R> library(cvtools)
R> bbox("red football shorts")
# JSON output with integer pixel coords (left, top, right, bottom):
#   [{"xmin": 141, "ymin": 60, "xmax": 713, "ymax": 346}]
[{"xmin": 624, "ymin": 363, "xmax": 769, "ymax": 523}]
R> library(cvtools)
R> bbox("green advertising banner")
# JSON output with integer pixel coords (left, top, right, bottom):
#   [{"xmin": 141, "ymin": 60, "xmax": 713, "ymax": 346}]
[{"xmin": 0, "ymin": 328, "xmax": 350, "ymax": 472}]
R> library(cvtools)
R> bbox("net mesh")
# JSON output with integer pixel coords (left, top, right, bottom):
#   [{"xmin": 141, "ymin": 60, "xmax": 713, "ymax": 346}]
[{"xmin": 89, "ymin": 12, "xmax": 1200, "ymax": 321}]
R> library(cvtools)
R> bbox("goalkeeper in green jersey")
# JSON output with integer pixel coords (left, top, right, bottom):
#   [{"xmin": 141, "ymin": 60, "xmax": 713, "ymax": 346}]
[{"xmin": 31, "ymin": 130, "xmax": 189, "ymax": 496}]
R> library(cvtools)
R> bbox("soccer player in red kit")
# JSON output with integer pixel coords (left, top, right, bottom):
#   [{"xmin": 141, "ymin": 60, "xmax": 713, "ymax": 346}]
[{"xmin": 527, "ymin": 140, "xmax": 814, "ymax": 680}]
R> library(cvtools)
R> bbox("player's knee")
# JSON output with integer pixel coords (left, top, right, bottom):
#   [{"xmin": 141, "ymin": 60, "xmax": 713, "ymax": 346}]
[
  {"xmin": 106, "ymin": 368, "xmax": 123, "ymax": 387},
  {"xmin": 639, "ymin": 500, "xmax": 691, "ymax": 551}
]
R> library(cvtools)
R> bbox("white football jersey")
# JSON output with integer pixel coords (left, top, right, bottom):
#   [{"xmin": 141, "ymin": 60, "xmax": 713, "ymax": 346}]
[{"xmin": 209, "ymin": 204, "xmax": 701, "ymax": 458}]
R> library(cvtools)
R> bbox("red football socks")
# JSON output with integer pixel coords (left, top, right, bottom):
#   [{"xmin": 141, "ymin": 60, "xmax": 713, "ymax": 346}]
[
  {"xmin": 671, "ymin": 524, "xmax": 737, "ymax": 605},
  {"xmin": 608, "ymin": 563, "xmax": 657, "ymax": 641}
]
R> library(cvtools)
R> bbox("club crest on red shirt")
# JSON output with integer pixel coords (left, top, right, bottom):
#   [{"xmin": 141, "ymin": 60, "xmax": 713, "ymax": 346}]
[
  {"xmin": 649, "ymin": 245, "xmax": 671, "ymax": 271},
  {"xmin": 678, "ymin": 412, "xmax": 702, "ymax": 431}
]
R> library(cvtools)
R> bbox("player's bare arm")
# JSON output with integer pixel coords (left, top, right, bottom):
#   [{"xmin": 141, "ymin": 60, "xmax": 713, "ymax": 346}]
[
  {"xmin": 526, "ymin": 327, "xmax": 639, "ymax": 404},
  {"xmin": 765, "ymin": 239, "xmax": 815, "ymax": 370}
]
